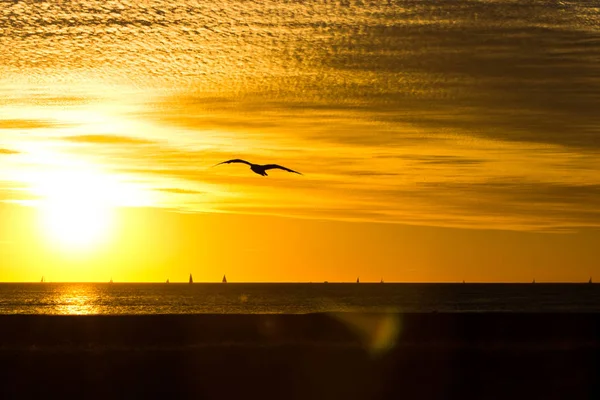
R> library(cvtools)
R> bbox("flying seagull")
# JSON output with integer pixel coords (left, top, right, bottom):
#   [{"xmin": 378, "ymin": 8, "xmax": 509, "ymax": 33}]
[{"xmin": 214, "ymin": 159, "xmax": 302, "ymax": 176}]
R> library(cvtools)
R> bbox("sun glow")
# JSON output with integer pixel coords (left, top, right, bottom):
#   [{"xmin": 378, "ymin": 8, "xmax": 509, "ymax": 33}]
[
  {"xmin": 35, "ymin": 170, "xmax": 115, "ymax": 250},
  {"xmin": 28, "ymin": 167, "xmax": 148, "ymax": 251},
  {"xmin": 41, "ymin": 192, "xmax": 112, "ymax": 249}
]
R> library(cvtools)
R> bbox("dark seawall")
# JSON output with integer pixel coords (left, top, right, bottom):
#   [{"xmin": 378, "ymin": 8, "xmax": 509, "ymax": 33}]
[{"xmin": 1, "ymin": 313, "xmax": 599, "ymax": 399}]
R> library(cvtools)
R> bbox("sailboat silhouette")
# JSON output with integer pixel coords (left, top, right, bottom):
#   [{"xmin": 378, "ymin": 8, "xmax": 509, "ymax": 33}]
[
  {"xmin": 222, "ymin": 274, "xmax": 227, "ymax": 283},
  {"xmin": 166, "ymin": 279, "xmax": 170, "ymax": 284},
  {"xmin": 40, "ymin": 276, "xmax": 44, "ymax": 283},
  {"xmin": 589, "ymin": 277, "xmax": 593, "ymax": 284},
  {"xmin": 109, "ymin": 277, "xmax": 113, "ymax": 284},
  {"xmin": 356, "ymin": 277, "xmax": 360, "ymax": 283},
  {"xmin": 189, "ymin": 274, "xmax": 193, "ymax": 284}
]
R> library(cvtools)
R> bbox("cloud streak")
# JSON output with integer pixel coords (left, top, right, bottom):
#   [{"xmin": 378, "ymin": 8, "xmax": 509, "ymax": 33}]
[
  {"xmin": 155, "ymin": 188, "xmax": 204, "ymax": 195},
  {"xmin": 62, "ymin": 135, "xmax": 156, "ymax": 145},
  {"xmin": 0, "ymin": 119, "xmax": 65, "ymax": 130},
  {"xmin": 0, "ymin": 148, "xmax": 20, "ymax": 155}
]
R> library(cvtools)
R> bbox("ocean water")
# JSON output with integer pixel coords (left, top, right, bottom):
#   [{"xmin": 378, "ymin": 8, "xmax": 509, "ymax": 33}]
[{"xmin": 1, "ymin": 283, "xmax": 599, "ymax": 315}]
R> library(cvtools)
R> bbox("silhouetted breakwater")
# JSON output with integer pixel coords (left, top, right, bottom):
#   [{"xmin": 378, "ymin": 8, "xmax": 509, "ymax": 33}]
[
  {"xmin": 1, "ymin": 313, "xmax": 599, "ymax": 347},
  {"xmin": 1, "ymin": 313, "xmax": 599, "ymax": 400}
]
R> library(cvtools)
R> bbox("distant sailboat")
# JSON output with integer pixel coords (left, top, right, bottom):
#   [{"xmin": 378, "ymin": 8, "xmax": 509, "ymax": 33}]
[
  {"xmin": 40, "ymin": 276, "xmax": 44, "ymax": 283},
  {"xmin": 166, "ymin": 279, "xmax": 170, "ymax": 284},
  {"xmin": 189, "ymin": 274, "xmax": 193, "ymax": 284},
  {"xmin": 380, "ymin": 278, "xmax": 384, "ymax": 284},
  {"xmin": 109, "ymin": 277, "xmax": 113, "ymax": 284},
  {"xmin": 589, "ymin": 277, "xmax": 593, "ymax": 284},
  {"xmin": 532, "ymin": 279, "xmax": 536, "ymax": 284},
  {"xmin": 222, "ymin": 274, "xmax": 227, "ymax": 283},
  {"xmin": 356, "ymin": 277, "xmax": 360, "ymax": 283}
]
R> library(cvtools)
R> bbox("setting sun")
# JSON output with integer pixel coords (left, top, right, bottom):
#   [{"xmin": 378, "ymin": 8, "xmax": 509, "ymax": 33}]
[
  {"xmin": 35, "ymin": 170, "xmax": 115, "ymax": 250},
  {"xmin": 25, "ymin": 167, "xmax": 149, "ymax": 252},
  {"xmin": 40, "ymin": 189, "xmax": 112, "ymax": 249}
]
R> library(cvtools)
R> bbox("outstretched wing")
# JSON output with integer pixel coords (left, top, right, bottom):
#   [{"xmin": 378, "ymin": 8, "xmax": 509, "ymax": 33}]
[
  {"xmin": 214, "ymin": 159, "xmax": 252, "ymax": 167},
  {"xmin": 262, "ymin": 164, "xmax": 302, "ymax": 175}
]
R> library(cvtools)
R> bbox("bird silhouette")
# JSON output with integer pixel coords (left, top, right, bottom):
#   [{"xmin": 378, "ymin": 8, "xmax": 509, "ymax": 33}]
[{"xmin": 214, "ymin": 159, "xmax": 302, "ymax": 176}]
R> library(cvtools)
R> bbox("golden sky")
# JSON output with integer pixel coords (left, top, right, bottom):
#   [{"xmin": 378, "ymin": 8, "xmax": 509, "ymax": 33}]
[{"xmin": 1, "ymin": 1, "xmax": 599, "ymax": 282}]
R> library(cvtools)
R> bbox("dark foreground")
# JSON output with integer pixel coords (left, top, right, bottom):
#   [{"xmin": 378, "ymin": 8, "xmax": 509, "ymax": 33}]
[{"xmin": 1, "ymin": 313, "xmax": 599, "ymax": 400}]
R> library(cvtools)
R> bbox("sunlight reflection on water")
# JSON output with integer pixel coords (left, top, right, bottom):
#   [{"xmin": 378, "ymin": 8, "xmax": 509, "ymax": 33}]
[{"xmin": 51, "ymin": 285, "xmax": 100, "ymax": 315}]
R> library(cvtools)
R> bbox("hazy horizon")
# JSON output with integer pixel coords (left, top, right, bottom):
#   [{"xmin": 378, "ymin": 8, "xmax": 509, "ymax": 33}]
[{"xmin": 2, "ymin": 281, "xmax": 596, "ymax": 284}]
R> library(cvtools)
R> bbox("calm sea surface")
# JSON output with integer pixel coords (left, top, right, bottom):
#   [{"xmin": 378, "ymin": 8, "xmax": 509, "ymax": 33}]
[{"xmin": 1, "ymin": 283, "xmax": 599, "ymax": 314}]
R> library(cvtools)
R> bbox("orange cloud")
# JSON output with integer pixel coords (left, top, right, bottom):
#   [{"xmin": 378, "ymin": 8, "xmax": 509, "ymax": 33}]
[
  {"xmin": 62, "ymin": 135, "xmax": 155, "ymax": 145},
  {"xmin": 0, "ymin": 148, "xmax": 20, "ymax": 155}
]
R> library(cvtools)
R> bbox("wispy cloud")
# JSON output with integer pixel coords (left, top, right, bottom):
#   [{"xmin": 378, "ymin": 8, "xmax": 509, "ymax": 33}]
[
  {"xmin": 0, "ymin": 148, "xmax": 20, "ymax": 155},
  {"xmin": 379, "ymin": 155, "xmax": 486, "ymax": 166},
  {"xmin": 155, "ymin": 188, "xmax": 204, "ymax": 195},
  {"xmin": 0, "ymin": 119, "xmax": 65, "ymax": 130},
  {"xmin": 0, "ymin": 187, "xmax": 39, "ymax": 202},
  {"xmin": 62, "ymin": 135, "xmax": 156, "ymax": 145},
  {"xmin": 344, "ymin": 171, "xmax": 401, "ymax": 177}
]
